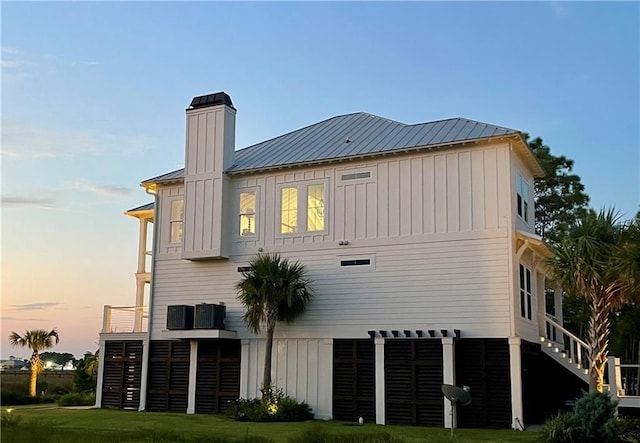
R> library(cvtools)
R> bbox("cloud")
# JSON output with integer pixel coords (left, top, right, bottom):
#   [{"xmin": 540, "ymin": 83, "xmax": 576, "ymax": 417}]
[
  {"xmin": 1, "ymin": 121, "xmax": 151, "ymax": 160},
  {"xmin": 78, "ymin": 61, "xmax": 100, "ymax": 66},
  {"xmin": 70, "ymin": 180, "xmax": 133, "ymax": 199},
  {"xmin": 1, "ymin": 316, "xmax": 46, "ymax": 322},
  {"xmin": 1, "ymin": 196, "xmax": 59, "ymax": 209},
  {"xmin": 9, "ymin": 302, "xmax": 62, "ymax": 311},
  {"xmin": 1, "ymin": 46, "xmax": 56, "ymax": 82}
]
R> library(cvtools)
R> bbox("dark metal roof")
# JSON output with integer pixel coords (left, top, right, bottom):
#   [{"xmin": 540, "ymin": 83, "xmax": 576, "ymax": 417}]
[
  {"xmin": 126, "ymin": 202, "xmax": 154, "ymax": 212},
  {"xmin": 141, "ymin": 168, "xmax": 185, "ymax": 185},
  {"xmin": 188, "ymin": 92, "xmax": 234, "ymax": 110},
  {"xmin": 142, "ymin": 113, "xmax": 521, "ymax": 185}
]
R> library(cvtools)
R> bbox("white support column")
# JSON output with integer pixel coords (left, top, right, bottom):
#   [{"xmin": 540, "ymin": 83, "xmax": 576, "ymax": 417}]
[
  {"xmin": 137, "ymin": 218, "xmax": 148, "ymax": 274},
  {"xmin": 186, "ymin": 340, "xmax": 198, "ymax": 414},
  {"xmin": 94, "ymin": 338, "xmax": 107, "ymax": 407},
  {"xmin": 607, "ymin": 357, "xmax": 622, "ymax": 400},
  {"xmin": 374, "ymin": 337, "xmax": 386, "ymax": 425},
  {"xmin": 554, "ymin": 283, "xmax": 563, "ymax": 325},
  {"xmin": 508, "ymin": 337, "xmax": 524, "ymax": 430},
  {"xmin": 134, "ymin": 279, "xmax": 146, "ymax": 332},
  {"xmin": 442, "ymin": 337, "xmax": 455, "ymax": 429},
  {"xmin": 138, "ymin": 339, "xmax": 150, "ymax": 411},
  {"xmin": 318, "ymin": 338, "xmax": 333, "ymax": 420},
  {"xmin": 240, "ymin": 339, "xmax": 250, "ymax": 398}
]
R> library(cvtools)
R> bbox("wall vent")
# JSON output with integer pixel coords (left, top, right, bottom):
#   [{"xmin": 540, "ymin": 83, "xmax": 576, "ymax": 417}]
[
  {"xmin": 340, "ymin": 259, "xmax": 371, "ymax": 267},
  {"xmin": 167, "ymin": 305, "xmax": 194, "ymax": 330}
]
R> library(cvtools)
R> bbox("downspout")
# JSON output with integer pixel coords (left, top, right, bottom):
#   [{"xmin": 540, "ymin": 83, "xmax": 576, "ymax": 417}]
[{"xmin": 138, "ymin": 186, "xmax": 158, "ymax": 412}]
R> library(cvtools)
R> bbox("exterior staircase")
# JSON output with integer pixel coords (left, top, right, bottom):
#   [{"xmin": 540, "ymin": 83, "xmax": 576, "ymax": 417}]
[{"xmin": 540, "ymin": 314, "xmax": 590, "ymax": 385}]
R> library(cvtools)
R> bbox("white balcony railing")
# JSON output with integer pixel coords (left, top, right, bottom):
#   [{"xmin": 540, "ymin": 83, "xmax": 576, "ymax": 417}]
[
  {"xmin": 102, "ymin": 305, "xmax": 148, "ymax": 333},
  {"xmin": 543, "ymin": 314, "xmax": 591, "ymax": 370}
]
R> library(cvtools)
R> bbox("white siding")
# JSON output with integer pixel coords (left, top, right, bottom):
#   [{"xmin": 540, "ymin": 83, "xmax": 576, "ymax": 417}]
[
  {"xmin": 150, "ymin": 234, "xmax": 512, "ymax": 340},
  {"xmin": 242, "ymin": 338, "xmax": 333, "ymax": 419}
]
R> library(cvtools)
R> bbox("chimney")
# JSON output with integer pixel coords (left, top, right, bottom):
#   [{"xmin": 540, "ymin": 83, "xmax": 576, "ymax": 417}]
[{"xmin": 182, "ymin": 92, "xmax": 236, "ymax": 260}]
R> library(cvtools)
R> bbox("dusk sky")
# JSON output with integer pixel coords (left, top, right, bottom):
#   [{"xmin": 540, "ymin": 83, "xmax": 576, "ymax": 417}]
[{"xmin": 2, "ymin": 2, "xmax": 638, "ymax": 359}]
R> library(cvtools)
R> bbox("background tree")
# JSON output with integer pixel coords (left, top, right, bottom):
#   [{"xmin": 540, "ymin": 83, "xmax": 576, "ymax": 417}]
[
  {"xmin": 547, "ymin": 209, "xmax": 638, "ymax": 391},
  {"xmin": 236, "ymin": 254, "xmax": 312, "ymax": 396},
  {"xmin": 40, "ymin": 352, "xmax": 76, "ymax": 367},
  {"xmin": 73, "ymin": 352, "xmax": 98, "ymax": 392},
  {"xmin": 526, "ymin": 136, "xmax": 590, "ymax": 242},
  {"xmin": 9, "ymin": 329, "xmax": 60, "ymax": 397}
]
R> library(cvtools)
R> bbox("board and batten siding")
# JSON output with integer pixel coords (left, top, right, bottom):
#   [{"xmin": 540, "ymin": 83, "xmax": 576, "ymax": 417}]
[
  {"xmin": 226, "ymin": 142, "xmax": 512, "ymax": 251},
  {"xmin": 241, "ymin": 338, "xmax": 333, "ymax": 419}
]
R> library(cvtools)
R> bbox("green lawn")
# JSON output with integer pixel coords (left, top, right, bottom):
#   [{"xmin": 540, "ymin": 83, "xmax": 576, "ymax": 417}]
[{"xmin": 1, "ymin": 406, "xmax": 539, "ymax": 443}]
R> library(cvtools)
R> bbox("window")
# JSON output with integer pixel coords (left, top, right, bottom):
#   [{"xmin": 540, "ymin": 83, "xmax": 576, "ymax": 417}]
[
  {"xmin": 280, "ymin": 187, "xmax": 298, "ymax": 234},
  {"xmin": 239, "ymin": 192, "xmax": 256, "ymax": 236},
  {"xmin": 516, "ymin": 174, "xmax": 529, "ymax": 223},
  {"xmin": 279, "ymin": 181, "xmax": 327, "ymax": 235},
  {"xmin": 307, "ymin": 183, "xmax": 325, "ymax": 232},
  {"xmin": 170, "ymin": 199, "xmax": 184, "ymax": 243},
  {"xmin": 519, "ymin": 264, "xmax": 532, "ymax": 320}
]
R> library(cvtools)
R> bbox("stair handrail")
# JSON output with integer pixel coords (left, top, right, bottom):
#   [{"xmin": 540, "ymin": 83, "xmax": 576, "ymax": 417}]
[{"xmin": 544, "ymin": 314, "xmax": 590, "ymax": 352}]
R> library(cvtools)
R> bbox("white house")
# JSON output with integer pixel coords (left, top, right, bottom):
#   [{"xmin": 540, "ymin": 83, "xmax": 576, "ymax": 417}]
[{"xmin": 96, "ymin": 92, "xmax": 591, "ymax": 428}]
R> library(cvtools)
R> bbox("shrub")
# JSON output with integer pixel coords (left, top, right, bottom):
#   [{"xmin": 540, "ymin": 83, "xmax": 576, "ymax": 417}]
[
  {"xmin": 57, "ymin": 392, "xmax": 96, "ymax": 406},
  {"xmin": 539, "ymin": 412, "xmax": 574, "ymax": 443},
  {"xmin": 608, "ymin": 417, "xmax": 640, "ymax": 443},
  {"xmin": 226, "ymin": 389, "xmax": 314, "ymax": 422},
  {"xmin": 571, "ymin": 391, "xmax": 617, "ymax": 442},
  {"xmin": 1, "ymin": 409, "xmax": 23, "ymax": 428}
]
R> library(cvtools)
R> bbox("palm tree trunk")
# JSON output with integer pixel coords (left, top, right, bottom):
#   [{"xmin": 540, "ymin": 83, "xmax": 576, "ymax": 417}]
[
  {"xmin": 29, "ymin": 353, "xmax": 39, "ymax": 397},
  {"xmin": 262, "ymin": 314, "xmax": 276, "ymax": 396},
  {"xmin": 588, "ymin": 291, "xmax": 611, "ymax": 392}
]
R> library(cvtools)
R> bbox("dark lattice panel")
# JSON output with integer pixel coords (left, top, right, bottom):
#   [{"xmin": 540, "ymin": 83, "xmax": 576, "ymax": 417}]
[
  {"xmin": 195, "ymin": 340, "xmax": 241, "ymax": 413},
  {"xmin": 101, "ymin": 341, "xmax": 143, "ymax": 410},
  {"xmin": 455, "ymin": 338, "xmax": 512, "ymax": 428},
  {"xmin": 332, "ymin": 339, "xmax": 376, "ymax": 423},
  {"xmin": 385, "ymin": 339, "xmax": 443, "ymax": 426},
  {"xmin": 146, "ymin": 340, "xmax": 190, "ymax": 412}
]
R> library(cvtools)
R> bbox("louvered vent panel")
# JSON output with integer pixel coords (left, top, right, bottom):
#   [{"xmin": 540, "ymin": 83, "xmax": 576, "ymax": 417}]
[
  {"xmin": 385, "ymin": 339, "xmax": 444, "ymax": 426},
  {"xmin": 195, "ymin": 340, "xmax": 240, "ymax": 414},
  {"xmin": 332, "ymin": 339, "xmax": 376, "ymax": 423},
  {"xmin": 455, "ymin": 339, "xmax": 511, "ymax": 429},
  {"xmin": 101, "ymin": 341, "xmax": 143, "ymax": 410},
  {"xmin": 147, "ymin": 341, "xmax": 190, "ymax": 412}
]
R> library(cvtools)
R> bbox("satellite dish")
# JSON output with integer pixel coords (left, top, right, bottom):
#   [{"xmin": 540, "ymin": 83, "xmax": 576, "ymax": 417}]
[{"xmin": 441, "ymin": 384, "xmax": 472, "ymax": 438}]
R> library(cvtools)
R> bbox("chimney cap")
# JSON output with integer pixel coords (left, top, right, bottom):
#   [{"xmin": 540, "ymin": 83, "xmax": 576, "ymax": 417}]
[{"xmin": 188, "ymin": 92, "xmax": 234, "ymax": 110}]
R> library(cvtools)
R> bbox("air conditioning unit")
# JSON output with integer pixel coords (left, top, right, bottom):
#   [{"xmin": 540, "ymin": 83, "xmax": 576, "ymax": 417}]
[
  {"xmin": 193, "ymin": 303, "xmax": 226, "ymax": 330},
  {"xmin": 166, "ymin": 305, "xmax": 194, "ymax": 330}
]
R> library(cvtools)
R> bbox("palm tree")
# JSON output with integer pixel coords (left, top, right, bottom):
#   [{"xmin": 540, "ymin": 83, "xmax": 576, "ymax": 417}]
[
  {"xmin": 9, "ymin": 328, "xmax": 60, "ymax": 397},
  {"xmin": 547, "ymin": 209, "xmax": 638, "ymax": 392},
  {"xmin": 236, "ymin": 253, "xmax": 312, "ymax": 396}
]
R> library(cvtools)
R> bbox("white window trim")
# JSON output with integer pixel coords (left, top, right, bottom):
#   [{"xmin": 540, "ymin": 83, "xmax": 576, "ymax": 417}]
[
  {"xmin": 516, "ymin": 173, "xmax": 530, "ymax": 224},
  {"xmin": 519, "ymin": 263, "xmax": 533, "ymax": 321},
  {"xmin": 237, "ymin": 187, "xmax": 260, "ymax": 241},
  {"xmin": 275, "ymin": 179, "xmax": 330, "ymax": 238},
  {"xmin": 168, "ymin": 197, "xmax": 184, "ymax": 244}
]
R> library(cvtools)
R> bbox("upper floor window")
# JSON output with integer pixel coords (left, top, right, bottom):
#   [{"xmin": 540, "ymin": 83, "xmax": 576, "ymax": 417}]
[
  {"xmin": 279, "ymin": 181, "xmax": 327, "ymax": 235},
  {"xmin": 307, "ymin": 183, "xmax": 325, "ymax": 232},
  {"xmin": 170, "ymin": 199, "xmax": 184, "ymax": 243},
  {"xmin": 516, "ymin": 174, "xmax": 529, "ymax": 223},
  {"xmin": 519, "ymin": 264, "xmax": 532, "ymax": 320},
  {"xmin": 239, "ymin": 191, "xmax": 256, "ymax": 237}
]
